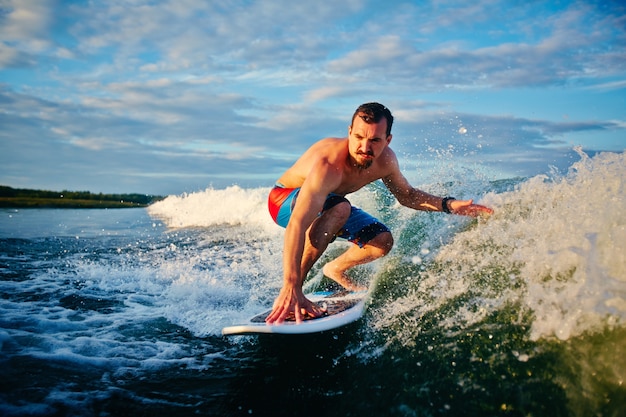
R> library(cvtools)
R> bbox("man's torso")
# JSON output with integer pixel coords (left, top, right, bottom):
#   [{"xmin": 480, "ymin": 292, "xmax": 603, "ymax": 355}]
[{"xmin": 276, "ymin": 138, "xmax": 397, "ymax": 196}]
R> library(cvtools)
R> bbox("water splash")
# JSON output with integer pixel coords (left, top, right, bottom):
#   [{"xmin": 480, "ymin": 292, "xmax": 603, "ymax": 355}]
[{"xmin": 374, "ymin": 150, "xmax": 625, "ymax": 344}]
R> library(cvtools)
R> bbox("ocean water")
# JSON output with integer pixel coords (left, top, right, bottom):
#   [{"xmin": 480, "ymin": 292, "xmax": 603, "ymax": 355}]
[{"xmin": 0, "ymin": 150, "xmax": 624, "ymax": 416}]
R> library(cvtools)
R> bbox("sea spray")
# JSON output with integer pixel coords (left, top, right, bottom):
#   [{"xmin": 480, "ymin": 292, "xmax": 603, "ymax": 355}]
[
  {"xmin": 371, "ymin": 150, "xmax": 625, "ymax": 347},
  {"xmin": 148, "ymin": 185, "xmax": 278, "ymax": 233},
  {"xmin": 325, "ymin": 152, "xmax": 625, "ymax": 417}
]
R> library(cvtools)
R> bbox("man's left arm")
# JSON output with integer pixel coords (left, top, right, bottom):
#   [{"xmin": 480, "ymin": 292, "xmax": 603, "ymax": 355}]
[{"xmin": 382, "ymin": 168, "xmax": 493, "ymax": 217}]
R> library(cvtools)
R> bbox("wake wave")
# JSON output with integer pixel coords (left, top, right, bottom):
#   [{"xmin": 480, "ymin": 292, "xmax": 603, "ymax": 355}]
[
  {"xmin": 148, "ymin": 185, "xmax": 278, "ymax": 233},
  {"xmin": 375, "ymin": 150, "xmax": 625, "ymax": 342}
]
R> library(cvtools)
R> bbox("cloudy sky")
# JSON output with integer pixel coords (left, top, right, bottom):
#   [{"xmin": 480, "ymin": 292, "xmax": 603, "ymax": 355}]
[{"xmin": 1, "ymin": 0, "xmax": 624, "ymax": 195}]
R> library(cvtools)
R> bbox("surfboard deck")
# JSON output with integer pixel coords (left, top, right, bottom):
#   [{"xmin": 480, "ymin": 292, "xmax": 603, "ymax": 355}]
[{"xmin": 221, "ymin": 290, "xmax": 367, "ymax": 336}]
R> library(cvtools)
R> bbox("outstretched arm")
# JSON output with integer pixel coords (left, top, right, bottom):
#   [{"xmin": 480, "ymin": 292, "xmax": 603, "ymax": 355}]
[{"xmin": 382, "ymin": 158, "xmax": 493, "ymax": 217}]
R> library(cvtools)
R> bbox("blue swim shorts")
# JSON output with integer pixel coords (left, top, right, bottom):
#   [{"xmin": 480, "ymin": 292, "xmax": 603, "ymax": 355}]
[{"xmin": 268, "ymin": 184, "xmax": 390, "ymax": 247}]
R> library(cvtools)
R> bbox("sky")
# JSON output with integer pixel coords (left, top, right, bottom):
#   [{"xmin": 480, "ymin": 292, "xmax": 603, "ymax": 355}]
[{"xmin": 1, "ymin": 0, "xmax": 624, "ymax": 196}]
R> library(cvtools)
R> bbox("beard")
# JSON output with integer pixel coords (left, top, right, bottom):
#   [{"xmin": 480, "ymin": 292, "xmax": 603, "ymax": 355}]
[
  {"xmin": 355, "ymin": 159, "xmax": 373, "ymax": 170},
  {"xmin": 354, "ymin": 152, "xmax": 374, "ymax": 169}
]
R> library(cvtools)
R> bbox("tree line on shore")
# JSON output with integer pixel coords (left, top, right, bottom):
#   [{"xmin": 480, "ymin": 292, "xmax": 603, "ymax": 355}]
[{"xmin": 0, "ymin": 185, "xmax": 164, "ymax": 208}]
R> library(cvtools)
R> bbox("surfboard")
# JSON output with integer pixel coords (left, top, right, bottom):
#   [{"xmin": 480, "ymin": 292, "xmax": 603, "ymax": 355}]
[{"xmin": 221, "ymin": 290, "xmax": 367, "ymax": 336}]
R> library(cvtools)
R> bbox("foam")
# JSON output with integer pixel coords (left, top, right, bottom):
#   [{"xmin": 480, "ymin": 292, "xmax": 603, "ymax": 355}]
[
  {"xmin": 376, "ymin": 150, "xmax": 625, "ymax": 343},
  {"xmin": 147, "ymin": 185, "xmax": 279, "ymax": 234}
]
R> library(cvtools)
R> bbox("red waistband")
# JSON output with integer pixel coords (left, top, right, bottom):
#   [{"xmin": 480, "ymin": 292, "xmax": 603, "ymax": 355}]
[{"xmin": 268, "ymin": 186, "xmax": 296, "ymax": 223}]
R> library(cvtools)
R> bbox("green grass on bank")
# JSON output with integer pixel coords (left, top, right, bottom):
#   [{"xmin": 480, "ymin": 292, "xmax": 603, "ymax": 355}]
[{"xmin": 0, "ymin": 186, "xmax": 164, "ymax": 209}]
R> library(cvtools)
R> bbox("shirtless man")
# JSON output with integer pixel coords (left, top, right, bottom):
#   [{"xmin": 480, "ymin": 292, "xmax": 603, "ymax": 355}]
[{"xmin": 266, "ymin": 102, "xmax": 493, "ymax": 324}]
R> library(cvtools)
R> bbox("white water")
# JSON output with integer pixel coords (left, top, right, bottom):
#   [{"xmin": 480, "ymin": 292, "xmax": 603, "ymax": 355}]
[{"xmin": 376, "ymin": 150, "xmax": 625, "ymax": 343}]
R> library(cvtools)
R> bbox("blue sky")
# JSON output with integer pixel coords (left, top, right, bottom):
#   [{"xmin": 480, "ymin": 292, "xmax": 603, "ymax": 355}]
[{"xmin": 1, "ymin": 0, "xmax": 624, "ymax": 195}]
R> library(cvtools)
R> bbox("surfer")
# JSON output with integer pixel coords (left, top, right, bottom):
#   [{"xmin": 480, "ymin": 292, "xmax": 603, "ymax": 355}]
[{"xmin": 266, "ymin": 102, "xmax": 493, "ymax": 324}]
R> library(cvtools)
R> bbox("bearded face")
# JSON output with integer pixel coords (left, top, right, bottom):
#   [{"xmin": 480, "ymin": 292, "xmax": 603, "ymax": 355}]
[{"xmin": 348, "ymin": 115, "xmax": 391, "ymax": 170}]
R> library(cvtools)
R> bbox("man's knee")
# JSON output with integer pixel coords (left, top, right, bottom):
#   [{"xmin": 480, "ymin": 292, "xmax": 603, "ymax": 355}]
[
  {"xmin": 369, "ymin": 231, "xmax": 394, "ymax": 256},
  {"xmin": 309, "ymin": 201, "xmax": 351, "ymax": 247},
  {"xmin": 324, "ymin": 200, "xmax": 352, "ymax": 225},
  {"xmin": 380, "ymin": 231, "xmax": 394, "ymax": 253}
]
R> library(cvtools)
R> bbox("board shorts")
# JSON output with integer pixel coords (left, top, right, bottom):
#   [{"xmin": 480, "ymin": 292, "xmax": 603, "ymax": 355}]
[{"xmin": 268, "ymin": 184, "xmax": 390, "ymax": 248}]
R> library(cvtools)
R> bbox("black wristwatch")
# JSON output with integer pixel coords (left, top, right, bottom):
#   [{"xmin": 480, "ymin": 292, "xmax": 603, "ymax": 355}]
[{"xmin": 441, "ymin": 197, "xmax": 456, "ymax": 214}]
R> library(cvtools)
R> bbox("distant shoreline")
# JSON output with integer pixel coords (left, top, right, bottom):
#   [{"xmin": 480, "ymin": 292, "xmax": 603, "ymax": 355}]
[
  {"xmin": 0, "ymin": 185, "xmax": 164, "ymax": 209},
  {"xmin": 0, "ymin": 198, "xmax": 153, "ymax": 209}
]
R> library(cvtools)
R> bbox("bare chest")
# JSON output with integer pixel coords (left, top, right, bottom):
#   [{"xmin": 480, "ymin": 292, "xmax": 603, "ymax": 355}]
[{"xmin": 333, "ymin": 169, "xmax": 384, "ymax": 195}]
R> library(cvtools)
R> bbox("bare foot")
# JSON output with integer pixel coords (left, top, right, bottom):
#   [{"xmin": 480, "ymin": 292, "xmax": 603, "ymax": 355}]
[{"xmin": 322, "ymin": 263, "xmax": 367, "ymax": 292}]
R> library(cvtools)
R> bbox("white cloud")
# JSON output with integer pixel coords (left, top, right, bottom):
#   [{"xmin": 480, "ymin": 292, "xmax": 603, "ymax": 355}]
[
  {"xmin": 0, "ymin": 0, "xmax": 52, "ymax": 40},
  {"xmin": 0, "ymin": 0, "xmax": 624, "ymax": 194}
]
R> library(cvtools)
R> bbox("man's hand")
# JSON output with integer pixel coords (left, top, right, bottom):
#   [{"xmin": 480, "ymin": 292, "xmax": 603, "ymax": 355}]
[
  {"xmin": 265, "ymin": 284, "xmax": 326, "ymax": 324},
  {"xmin": 449, "ymin": 199, "xmax": 493, "ymax": 217}
]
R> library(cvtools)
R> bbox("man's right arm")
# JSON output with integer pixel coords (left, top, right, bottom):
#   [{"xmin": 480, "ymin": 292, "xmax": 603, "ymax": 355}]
[{"xmin": 266, "ymin": 158, "xmax": 342, "ymax": 324}]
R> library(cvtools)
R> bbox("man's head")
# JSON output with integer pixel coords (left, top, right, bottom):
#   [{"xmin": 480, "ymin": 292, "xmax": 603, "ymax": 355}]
[
  {"xmin": 348, "ymin": 103, "xmax": 393, "ymax": 169},
  {"xmin": 351, "ymin": 102, "xmax": 394, "ymax": 137}
]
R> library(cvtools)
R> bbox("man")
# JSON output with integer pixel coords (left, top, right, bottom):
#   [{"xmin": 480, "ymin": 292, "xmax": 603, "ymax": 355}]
[{"xmin": 266, "ymin": 102, "xmax": 493, "ymax": 324}]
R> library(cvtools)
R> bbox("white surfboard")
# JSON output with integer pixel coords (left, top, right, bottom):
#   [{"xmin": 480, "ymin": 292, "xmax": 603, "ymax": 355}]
[{"xmin": 221, "ymin": 290, "xmax": 367, "ymax": 336}]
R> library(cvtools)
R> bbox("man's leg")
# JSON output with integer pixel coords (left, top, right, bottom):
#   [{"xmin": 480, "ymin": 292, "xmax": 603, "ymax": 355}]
[
  {"xmin": 296, "ymin": 198, "xmax": 393, "ymax": 291},
  {"xmin": 322, "ymin": 231, "xmax": 393, "ymax": 290},
  {"xmin": 298, "ymin": 200, "xmax": 352, "ymax": 286}
]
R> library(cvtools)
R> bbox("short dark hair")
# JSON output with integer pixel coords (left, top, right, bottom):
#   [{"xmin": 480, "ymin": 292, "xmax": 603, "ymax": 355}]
[{"xmin": 351, "ymin": 102, "xmax": 394, "ymax": 136}]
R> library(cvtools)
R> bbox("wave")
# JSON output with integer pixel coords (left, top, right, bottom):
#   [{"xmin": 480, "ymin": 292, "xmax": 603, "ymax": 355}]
[
  {"xmin": 147, "ymin": 185, "xmax": 278, "ymax": 233},
  {"xmin": 373, "ymin": 149, "xmax": 625, "ymax": 344}
]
